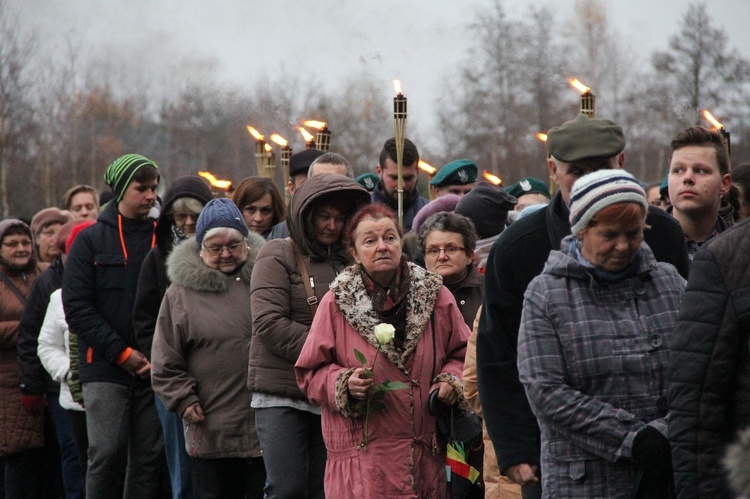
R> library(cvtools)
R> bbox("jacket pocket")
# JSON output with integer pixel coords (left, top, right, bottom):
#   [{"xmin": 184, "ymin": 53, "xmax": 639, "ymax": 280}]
[
  {"xmin": 548, "ymin": 440, "xmax": 591, "ymax": 481},
  {"xmin": 94, "ymin": 254, "xmax": 126, "ymax": 290}
]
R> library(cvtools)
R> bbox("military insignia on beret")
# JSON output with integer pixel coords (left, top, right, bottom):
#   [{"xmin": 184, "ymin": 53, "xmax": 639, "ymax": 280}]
[
  {"xmin": 458, "ymin": 169, "xmax": 469, "ymax": 183},
  {"xmin": 364, "ymin": 177, "xmax": 375, "ymax": 189},
  {"xmin": 520, "ymin": 179, "xmax": 532, "ymax": 192}
]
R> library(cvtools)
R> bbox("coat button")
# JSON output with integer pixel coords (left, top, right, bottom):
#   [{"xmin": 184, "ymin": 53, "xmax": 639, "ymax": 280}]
[
  {"xmin": 460, "ymin": 300, "xmax": 466, "ymax": 305},
  {"xmin": 649, "ymin": 334, "xmax": 663, "ymax": 348},
  {"xmin": 616, "ymin": 410, "xmax": 635, "ymax": 422},
  {"xmin": 634, "ymin": 283, "xmax": 647, "ymax": 295}
]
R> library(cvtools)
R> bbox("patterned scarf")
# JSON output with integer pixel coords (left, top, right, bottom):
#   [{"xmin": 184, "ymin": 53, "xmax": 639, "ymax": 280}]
[{"xmin": 359, "ymin": 256, "xmax": 411, "ymax": 348}]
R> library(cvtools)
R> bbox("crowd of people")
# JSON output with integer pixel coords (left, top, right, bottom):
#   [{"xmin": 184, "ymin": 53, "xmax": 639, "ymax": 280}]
[{"xmin": 1, "ymin": 113, "xmax": 750, "ymax": 499}]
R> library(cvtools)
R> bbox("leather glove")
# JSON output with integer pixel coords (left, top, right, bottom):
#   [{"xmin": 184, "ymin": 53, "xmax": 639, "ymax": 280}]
[
  {"xmin": 631, "ymin": 426, "xmax": 672, "ymax": 476},
  {"xmin": 21, "ymin": 394, "xmax": 48, "ymax": 417}
]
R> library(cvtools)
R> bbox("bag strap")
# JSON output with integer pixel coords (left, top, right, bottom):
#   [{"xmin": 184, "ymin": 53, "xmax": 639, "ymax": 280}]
[
  {"xmin": 286, "ymin": 237, "xmax": 318, "ymax": 316},
  {"xmin": 0, "ymin": 271, "xmax": 26, "ymax": 306},
  {"xmin": 431, "ymin": 313, "xmax": 436, "ymax": 381}
]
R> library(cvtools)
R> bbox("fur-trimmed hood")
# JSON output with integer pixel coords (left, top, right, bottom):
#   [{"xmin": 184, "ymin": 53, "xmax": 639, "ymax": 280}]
[
  {"xmin": 166, "ymin": 232, "xmax": 265, "ymax": 292},
  {"xmin": 330, "ymin": 262, "xmax": 443, "ymax": 377}
]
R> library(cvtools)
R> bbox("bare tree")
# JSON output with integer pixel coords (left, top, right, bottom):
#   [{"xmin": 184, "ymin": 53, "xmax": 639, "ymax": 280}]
[
  {"xmin": 652, "ymin": 2, "xmax": 750, "ymax": 126},
  {"xmin": 0, "ymin": 0, "xmax": 36, "ymax": 217}
]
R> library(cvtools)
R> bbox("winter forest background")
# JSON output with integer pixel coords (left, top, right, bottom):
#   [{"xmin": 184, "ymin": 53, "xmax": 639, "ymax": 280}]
[{"xmin": 2, "ymin": 0, "xmax": 750, "ymax": 218}]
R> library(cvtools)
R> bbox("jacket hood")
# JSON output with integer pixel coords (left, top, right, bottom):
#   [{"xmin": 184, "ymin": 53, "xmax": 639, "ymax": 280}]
[
  {"xmin": 287, "ymin": 174, "xmax": 370, "ymax": 259},
  {"xmin": 542, "ymin": 234, "xmax": 658, "ymax": 283},
  {"xmin": 166, "ymin": 231, "xmax": 265, "ymax": 292},
  {"xmin": 155, "ymin": 176, "xmax": 213, "ymax": 251}
]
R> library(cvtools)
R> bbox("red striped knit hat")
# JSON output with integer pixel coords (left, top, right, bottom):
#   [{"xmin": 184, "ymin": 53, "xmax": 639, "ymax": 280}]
[{"xmin": 569, "ymin": 169, "xmax": 647, "ymax": 234}]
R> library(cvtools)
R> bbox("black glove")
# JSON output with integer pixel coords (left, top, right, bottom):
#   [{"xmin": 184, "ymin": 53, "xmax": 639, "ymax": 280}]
[{"xmin": 631, "ymin": 426, "xmax": 672, "ymax": 476}]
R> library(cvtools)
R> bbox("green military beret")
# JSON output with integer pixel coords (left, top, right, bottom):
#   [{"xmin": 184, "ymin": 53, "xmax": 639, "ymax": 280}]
[
  {"xmin": 430, "ymin": 159, "xmax": 478, "ymax": 186},
  {"xmin": 505, "ymin": 177, "xmax": 551, "ymax": 199},
  {"xmin": 355, "ymin": 173, "xmax": 379, "ymax": 192},
  {"xmin": 546, "ymin": 114, "xmax": 626, "ymax": 163}
]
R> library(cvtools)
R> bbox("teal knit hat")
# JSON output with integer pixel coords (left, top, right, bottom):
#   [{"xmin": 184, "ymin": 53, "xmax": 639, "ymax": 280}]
[{"xmin": 104, "ymin": 154, "xmax": 159, "ymax": 202}]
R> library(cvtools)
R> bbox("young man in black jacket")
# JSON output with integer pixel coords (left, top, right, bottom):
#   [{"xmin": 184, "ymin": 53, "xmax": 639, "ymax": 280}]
[{"xmin": 62, "ymin": 154, "xmax": 163, "ymax": 498}]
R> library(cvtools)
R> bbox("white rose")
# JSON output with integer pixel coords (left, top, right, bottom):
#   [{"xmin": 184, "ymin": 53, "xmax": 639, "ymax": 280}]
[{"xmin": 373, "ymin": 323, "xmax": 396, "ymax": 345}]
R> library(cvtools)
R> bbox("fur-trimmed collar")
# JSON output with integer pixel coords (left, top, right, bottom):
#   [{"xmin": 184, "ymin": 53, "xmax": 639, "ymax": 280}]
[
  {"xmin": 331, "ymin": 262, "xmax": 443, "ymax": 378},
  {"xmin": 166, "ymin": 232, "xmax": 265, "ymax": 292}
]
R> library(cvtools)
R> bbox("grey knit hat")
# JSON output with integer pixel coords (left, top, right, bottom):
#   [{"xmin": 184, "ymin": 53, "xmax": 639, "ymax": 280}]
[
  {"xmin": 568, "ymin": 169, "xmax": 647, "ymax": 234},
  {"xmin": 195, "ymin": 198, "xmax": 248, "ymax": 245}
]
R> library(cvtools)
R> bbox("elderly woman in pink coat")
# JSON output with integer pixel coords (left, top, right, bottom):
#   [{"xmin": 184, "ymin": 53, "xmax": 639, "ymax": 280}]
[{"xmin": 295, "ymin": 203, "xmax": 471, "ymax": 498}]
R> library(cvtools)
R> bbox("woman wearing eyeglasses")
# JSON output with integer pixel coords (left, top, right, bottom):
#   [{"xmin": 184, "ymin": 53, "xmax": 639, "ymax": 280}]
[
  {"xmin": 133, "ymin": 175, "xmax": 213, "ymax": 499},
  {"xmin": 233, "ymin": 176, "xmax": 286, "ymax": 238},
  {"xmin": 151, "ymin": 198, "xmax": 267, "ymax": 498},
  {"xmin": 249, "ymin": 174, "xmax": 370, "ymax": 499},
  {"xmin": 418, "ymin": 212, "xmax": 483, "ymax": 328}
]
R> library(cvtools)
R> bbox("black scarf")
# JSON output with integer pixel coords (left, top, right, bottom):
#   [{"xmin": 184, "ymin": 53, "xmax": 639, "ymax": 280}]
[{"xmin": 359, "ymin": 256, "xmax": 411, "ymax": 348}]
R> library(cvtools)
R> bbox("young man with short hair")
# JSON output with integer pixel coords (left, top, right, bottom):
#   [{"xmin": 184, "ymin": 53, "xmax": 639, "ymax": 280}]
[
  {"xmin": 372, "ymin": 137, "xmax": 428, "ymax": 232},
  {"xmin": 62, "ymin": 154, "xmax": 163, "ymax": 498},
  {"xmin": 667, "ymin": 126, "xmax": 732, "ymax": 261}
]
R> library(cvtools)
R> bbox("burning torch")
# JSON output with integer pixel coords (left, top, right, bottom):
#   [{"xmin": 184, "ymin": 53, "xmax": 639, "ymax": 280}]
[
  {"xmin": 296, "ymin": 126, "xmax": 317, "ymax": 149},
  {"xmin": 246, "ymin": 125, "xmax": 267, "ymax": 176},
  {"xmin": 304, "ymin": 120, "xmax": 332, "ymax": 152},
  {"xmin": 418, "ymin": 160, "xmax": 437, "ymax": 201},
  {"xmin": 569, "ymin": 78, "xmax": 595, "ymax": 118},
  {"xmin": 483, "ymin": 171, "xmax": 502, "ymax": 186},
  {"xmin": 264, "ymin": 143, "xmax": 276, "ymax": 180},
  {"xmin": 198, "ymin": 171, "xmax": 233, "ymax": 198},
  {"xmin": 702, "ymin": 110, "xmax": 732, "ymax": 170},
  {"xmin": 393, "ymin": 79, "xmax": 408, "ymax": 229},
  {"xmin": 536, "ymin": 132, "xmax": 556, "ymax": 196},
  {"xmin": 270, "ymin": 133, "xmax": 292, "ymax": 202}
]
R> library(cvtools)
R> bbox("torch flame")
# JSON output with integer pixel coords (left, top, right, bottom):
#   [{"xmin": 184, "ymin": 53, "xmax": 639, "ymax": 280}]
[
  {"xmin": 568, "ymin": 78, "xmax": 590, "ymax": 94},
  {"xmin": 483, "ymin": 171, "xmax": 502, "ymax": 186},
  {"xmin": 270, "ymin": 134, "xmax": 288, "ymax": 147},
  {"xmin": 264, "ymin": 143, "xmax": 272, "ymax": 153},
  {"xmin": 418, "ymin": 160, "xmax": 436, "ymax": 175},
  {"xmin": 246, "ymin": 125, "xmax": 264, "ymax": 141},
  {"xmin": 296, "ymin": 126, "xmax": 315, "ymax": 142},
  {"xmin": 303, "ymin": 120, "xmax": 327, "ymax": 130},
  {"xmin": 393, "ymin": 79, "xmax": 402, "ymax": 95},
  {"xmin": 198, "ymin": 171, "xmax": 232, "ymax": 190},
  {"xmin": 536, "ymin": 133, "xmax": 548, "ymax": 142},
  {"xmin": 702, "ymin": 110, "xmax": 724, "ymax": 130}
]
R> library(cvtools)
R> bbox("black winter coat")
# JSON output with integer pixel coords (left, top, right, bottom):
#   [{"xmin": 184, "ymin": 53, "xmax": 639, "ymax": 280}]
[
  {"xmin": 62, "ymin": 202, "xmax": 155, "ymax": 387},
  {"xmin": 668, "ymin": 218, "xmax": 750, "ymax": 499},
  {"xmin": 476, "ymin": 192, "xmax": 689, "ymax": 473},
  {"xmin": 18, "ymin": 256, "xmax": 63, "ymax": 395},
  {"xmin": 133, "ymin": 175, "xmax": 212, "ymax": 360}
]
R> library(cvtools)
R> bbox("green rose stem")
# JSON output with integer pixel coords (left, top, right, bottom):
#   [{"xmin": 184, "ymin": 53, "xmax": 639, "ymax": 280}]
[
  {"xmin": 355, "ymin": 323, "xmax": 406, "ymax": 452},
  {"xmin": 358, "ymin": 344, "xmax": 382, "ymax": 451}
]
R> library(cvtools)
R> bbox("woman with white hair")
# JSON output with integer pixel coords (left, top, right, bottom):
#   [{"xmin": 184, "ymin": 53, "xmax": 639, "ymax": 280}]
[{"xmin": 151, "ymin": 198, "xmax": 267, "ymax": 498}]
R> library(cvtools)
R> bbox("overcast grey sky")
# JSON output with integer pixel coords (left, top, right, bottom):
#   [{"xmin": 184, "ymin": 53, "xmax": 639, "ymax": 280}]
[{"xmin": 15, "ymin": 0, "xmax": 750, "ymax": 140}]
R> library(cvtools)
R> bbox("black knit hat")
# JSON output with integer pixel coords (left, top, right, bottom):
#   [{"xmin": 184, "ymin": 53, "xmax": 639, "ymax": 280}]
[
  {"xmin": 455, "ymin": 181, "xmax": 517, "ymax": 239},
  {"xmin": 104, "ymin": 154, "xmax": 159, "ymax": 202},
  {"xmin": 195, "ymin": 198, "xmax": 248, "ymax": 245},
  {"xmin": 289, "ymin": 149, "xmax": 326, "ymax": 177}
]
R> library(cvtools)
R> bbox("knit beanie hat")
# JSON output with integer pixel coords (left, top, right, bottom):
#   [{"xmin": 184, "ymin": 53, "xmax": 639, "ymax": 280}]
[
  {"xmin": 104, "ymin": 154, "xmax": 159, "ymax": 203},
  {"xmin": 195, "ymin": 198, "xmax": 249, "ymax": 246},
  {"xmin": 455, "ymin": 181, "xmax": 518, "ymax": 239},
  {"xmin": 30, "ymin": 208, "xmax": 71, "ymax": 237},
  {"xmin": 411, "ymin": 194, "xmax": 461, "ymax": 234},
  {"xmin": 0, "ymin": 218, "xmax": 32, "ymax": 244},
  {"xmin": 569, "ymin": 169, "xmax": 647, "ymax": 234},
  {"xmin": 64, "ymin": 220, "xmax": 96, "ymax": 254},
  {"xmin": 289, "ymin": 149, "xmax": 326, "ymax": 177}
]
